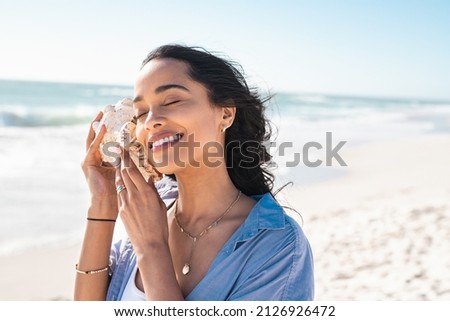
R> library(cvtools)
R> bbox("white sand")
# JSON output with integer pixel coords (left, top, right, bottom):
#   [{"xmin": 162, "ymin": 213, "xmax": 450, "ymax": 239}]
[
  {"xmin": 287, "ymin": 134, "xmax": 450, "ymax": 300},
  {"xmin": 1, "ymin": 134, "xmax": 449, "ymax": 300},
  {"xmin": 0, "ymin": 245, "xmax": 79, "ymax": 300}
]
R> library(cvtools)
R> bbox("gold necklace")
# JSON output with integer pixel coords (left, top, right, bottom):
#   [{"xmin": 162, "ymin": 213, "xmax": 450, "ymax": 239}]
[{"xmin": 174, "ymin": 190, "xmax": 242, "ymax": 276}]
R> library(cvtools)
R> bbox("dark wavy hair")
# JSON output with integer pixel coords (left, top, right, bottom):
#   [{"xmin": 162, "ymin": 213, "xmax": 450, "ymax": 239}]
[{"xmin": 141, "ymin": 44, "xmax": 274, "ymax": 196}]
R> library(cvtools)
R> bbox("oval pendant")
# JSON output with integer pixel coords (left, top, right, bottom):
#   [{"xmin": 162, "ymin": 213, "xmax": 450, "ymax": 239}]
[{"xmin": 182, "ymin": 264, "xmax": 190, "ymax": 275}]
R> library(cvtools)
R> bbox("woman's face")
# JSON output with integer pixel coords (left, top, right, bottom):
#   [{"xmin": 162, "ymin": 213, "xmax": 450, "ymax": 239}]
[{"xmin": 133, "ymin": 58, "xmax": 229, "ymax": 174}]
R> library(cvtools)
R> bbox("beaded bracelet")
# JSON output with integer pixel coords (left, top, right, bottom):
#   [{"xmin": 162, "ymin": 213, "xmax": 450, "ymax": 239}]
[{"xmin": 75, "ymin": 264, "xmax": 109, "ymax": 275}]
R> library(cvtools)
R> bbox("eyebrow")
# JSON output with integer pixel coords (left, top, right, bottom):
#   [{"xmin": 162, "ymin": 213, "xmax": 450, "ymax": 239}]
[
  {"xmin": 155, "ymin": 83, "xmax": 190, "ymax": 94},
  {"xmin": 133, "ymin": 84, "xmax": 190, "ymax": 103}
]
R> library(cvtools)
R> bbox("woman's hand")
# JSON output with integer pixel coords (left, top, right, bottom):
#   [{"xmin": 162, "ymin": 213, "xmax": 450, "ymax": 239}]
[
  {"xmin": 81, "ymin": 112, "xmax": 118, "ymax": 217},
  {"xmin": 116, "ymin": 148, "xmax": 169, "ymax": 253}
]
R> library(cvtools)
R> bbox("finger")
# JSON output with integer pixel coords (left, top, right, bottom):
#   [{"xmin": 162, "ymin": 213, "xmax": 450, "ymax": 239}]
[
  {"xmin": 122, "ymin": 148, "xmax": 147, "ymax": 189},
  {"xmin": 82, "ymin": 124, "xmax": 106, "ymax": 167},
  {"xmin": 115, "ymin": 165, "xmax": 124, "ymax": 187},
  {"xmin": 120, "ymin": 154, "xmax": 138, "ymax": 193},
  {"xmin": 88, "ymin": 124, "xmax": 107, "ymax": 153},
  {"xmin": 115, "ymin": 166, "xmax": 126, "ymax": 207},
  {"xmin": 86, "ymin": 111, "xmax": 103, "ymax": 152}
]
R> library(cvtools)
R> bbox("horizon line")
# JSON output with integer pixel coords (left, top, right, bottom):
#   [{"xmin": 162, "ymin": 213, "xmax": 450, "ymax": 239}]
[{"xmin": 1, "ymin": 77, "xmax": 450, "ymax": 104}]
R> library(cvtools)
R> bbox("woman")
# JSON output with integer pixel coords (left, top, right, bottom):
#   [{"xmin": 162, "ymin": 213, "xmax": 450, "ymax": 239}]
[{"xmin": 74, "ymin": 45, "xmax": 314, "ymax": 300}]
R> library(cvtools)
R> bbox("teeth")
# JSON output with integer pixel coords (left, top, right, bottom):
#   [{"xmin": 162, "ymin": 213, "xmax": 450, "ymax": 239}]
[{"xmin": 152, "ymin": 133, "xmax": 182, "ymax": 148}]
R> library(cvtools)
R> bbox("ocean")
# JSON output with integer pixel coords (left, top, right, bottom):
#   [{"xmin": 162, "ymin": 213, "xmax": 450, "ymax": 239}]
[{"xmin": 1, "ymin": 79, "xmax": 449, "ymax": 256}]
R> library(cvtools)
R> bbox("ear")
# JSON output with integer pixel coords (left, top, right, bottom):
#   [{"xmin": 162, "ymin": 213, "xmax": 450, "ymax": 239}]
[{"xmin": 220, "ymin": 106, "xmax": 236, "ymax": 130}]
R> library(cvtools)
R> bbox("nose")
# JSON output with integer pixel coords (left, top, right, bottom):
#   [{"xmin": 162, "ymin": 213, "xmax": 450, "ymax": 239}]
[{"xmin": 144, "ymin": 110, "xmax": 166, "ymax": 131}]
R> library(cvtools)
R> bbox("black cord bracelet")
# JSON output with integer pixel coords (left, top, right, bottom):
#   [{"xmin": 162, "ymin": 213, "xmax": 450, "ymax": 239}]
[{"xmin": 87, "ymin": 217, "xmax": 116, "ymax": 222}]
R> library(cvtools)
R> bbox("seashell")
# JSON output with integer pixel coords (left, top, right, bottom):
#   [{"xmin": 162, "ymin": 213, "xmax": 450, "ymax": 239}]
[
  {"xmin": 93, "ymin": 98, "xmax": 160, "ymax": 181},
  {"xmin": 119, "ymin": 120, "xmax": 136, "ymax": 140},
  {"xmin": 103, "ymin": 104, "xmax": 115, "ymax": 113},
  {"xmin": 115, "ymin": 97, "xmax": 133, "ymax": 110},
  {"xmin": 96, "ymin": 102, "xmax": 137, "ymax": 160}
]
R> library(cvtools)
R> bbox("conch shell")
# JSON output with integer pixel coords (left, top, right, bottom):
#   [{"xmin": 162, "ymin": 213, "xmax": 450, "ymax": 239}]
[{"xmin": 92, "ymin": 98, "xmax": 160, "ymax": 182}]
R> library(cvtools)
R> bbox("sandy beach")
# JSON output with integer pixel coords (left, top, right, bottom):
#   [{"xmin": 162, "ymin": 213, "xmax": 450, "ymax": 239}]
[
  {"xmin": 290, "ymin": 134, "xmax": 450, "ymax": 300},
  {"xmin": 1, "ymin": 134, "xmax": 449, "ymax": 300},
  {"xmin": 0, "ymin": 244, "xmax": 79, "ymax": 300}
]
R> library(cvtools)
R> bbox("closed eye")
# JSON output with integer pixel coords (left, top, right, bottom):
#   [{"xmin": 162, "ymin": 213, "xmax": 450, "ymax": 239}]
[
  {"xmin": 135, "ymin": 100, "xmax": 181, "ymax": 119},
  {"xmin": 163, "ymin": 100, "xmax": 181, "ymax": 106},
  {"xmin": 135, "ymin": 111, "xmax": 148, "ymax": 120}
]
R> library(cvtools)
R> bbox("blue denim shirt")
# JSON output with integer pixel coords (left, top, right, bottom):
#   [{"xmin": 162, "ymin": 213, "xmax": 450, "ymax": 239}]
[{"xmin": 106, "ymin": 189, "xmax": 314, "ymax": 300}]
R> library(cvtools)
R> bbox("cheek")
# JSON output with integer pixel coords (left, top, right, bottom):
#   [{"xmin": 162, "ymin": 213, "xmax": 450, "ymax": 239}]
[{"xmin": 190, "ymin": 111, "xmax": 220, "ymax": 139}]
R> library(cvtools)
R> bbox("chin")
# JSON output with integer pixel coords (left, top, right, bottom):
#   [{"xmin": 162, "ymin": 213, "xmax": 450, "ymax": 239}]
[
  {"xmin": 149, "ymin": 157, "xmax": 185, "ymax": 175},
  {"xmin": 149, "ymin": 148, "xmax": 201, "ymax": 174}
]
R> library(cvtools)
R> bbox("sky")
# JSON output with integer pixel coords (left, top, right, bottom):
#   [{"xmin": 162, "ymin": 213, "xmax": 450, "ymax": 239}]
[{"xmin": 1, "ymin": 0, "xmax": 449, "ymax": 100}]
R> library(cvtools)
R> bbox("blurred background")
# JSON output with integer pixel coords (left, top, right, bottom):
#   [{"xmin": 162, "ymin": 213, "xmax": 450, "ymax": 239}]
[{"xmin": 0, "ymin": 0, "xmax": 449, "ymax": 300}]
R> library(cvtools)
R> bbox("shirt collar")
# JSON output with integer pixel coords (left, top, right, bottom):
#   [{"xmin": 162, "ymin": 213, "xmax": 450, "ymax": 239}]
[{"xmin": 230, "ymin": 193, "xmax": 285, "ymax": 248}]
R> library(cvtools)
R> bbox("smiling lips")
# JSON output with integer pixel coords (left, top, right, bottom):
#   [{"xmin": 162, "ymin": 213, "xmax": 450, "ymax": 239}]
[{"xmin": 149, "ymin": 132, "xmax": 183, "ymax": 150}]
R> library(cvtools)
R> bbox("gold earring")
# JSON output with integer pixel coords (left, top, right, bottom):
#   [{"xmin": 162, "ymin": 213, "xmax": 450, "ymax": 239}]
[{"xmin": 221, "ymin": 126, "xmax": 227, "ymax": 133}]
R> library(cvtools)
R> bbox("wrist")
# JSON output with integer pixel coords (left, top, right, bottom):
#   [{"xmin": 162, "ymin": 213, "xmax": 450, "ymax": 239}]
[
  {"xmin": 134, "ymin": 239, "xmax": 170, "ymax": 259},
  {"xmin": 88, "ymin": 198, "xmax": 118, "ymax": 220}
]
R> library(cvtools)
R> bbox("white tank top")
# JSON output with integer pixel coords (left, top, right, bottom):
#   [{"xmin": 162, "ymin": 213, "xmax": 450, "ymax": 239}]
[{"xmin": 120, "ymin": 264, "xmax": 146, "ymax": 301}]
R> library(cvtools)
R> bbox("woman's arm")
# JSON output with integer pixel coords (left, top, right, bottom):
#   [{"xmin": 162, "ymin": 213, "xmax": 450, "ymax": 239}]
[
  {"xmin": 74, "ymin": 199, "xmax": 117, "ymax": 300},
  {"xmin": 74, "ymin": 112, "xmax": 119, "ymax": 300},
  {"xmin": 117, "ymin": 150, "xmax": 184, "ymax": 300},
  {"xmin": 136, "ymin": 242, "xmax": 184, "ymax": 300}
]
